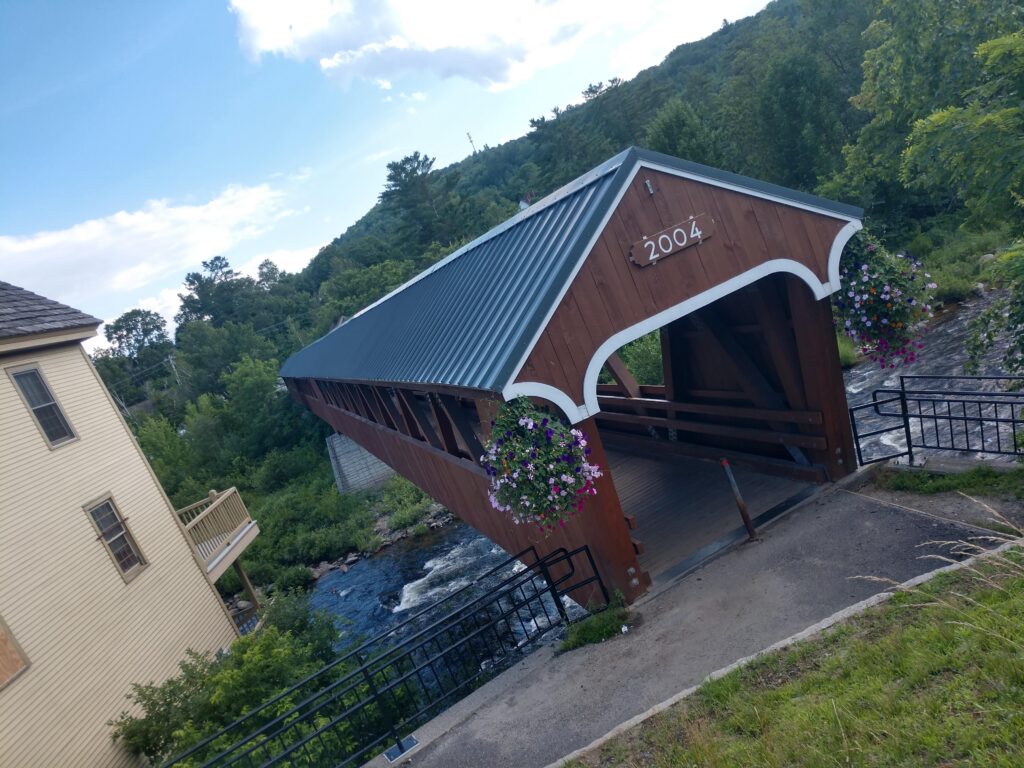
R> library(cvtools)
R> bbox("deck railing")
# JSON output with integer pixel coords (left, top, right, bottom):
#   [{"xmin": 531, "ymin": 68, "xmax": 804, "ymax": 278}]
[{"xmin": 176, "ymin": 488, "xmax": 256, "ymax": 572}]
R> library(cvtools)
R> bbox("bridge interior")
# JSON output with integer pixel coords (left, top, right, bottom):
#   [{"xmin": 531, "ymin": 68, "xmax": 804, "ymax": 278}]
[{"xmin": 606, "ymin": 447, "xmax": 813, "ymax": 584}]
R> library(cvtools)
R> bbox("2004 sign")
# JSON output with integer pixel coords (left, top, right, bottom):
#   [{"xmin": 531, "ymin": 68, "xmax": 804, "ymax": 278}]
[{"xmin": 628, "ymin": 213, "xmax": 715, "ymax": 267}]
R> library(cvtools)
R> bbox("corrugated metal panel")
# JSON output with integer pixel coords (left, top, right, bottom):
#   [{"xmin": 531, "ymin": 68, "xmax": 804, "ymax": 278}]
[
  {"xmin": 280, "ymin": 147, "xmax": 863, "ymax": 392},
  {"xmin": 280, "ymin": 153, "xmax": 630, "ymax": 392}
]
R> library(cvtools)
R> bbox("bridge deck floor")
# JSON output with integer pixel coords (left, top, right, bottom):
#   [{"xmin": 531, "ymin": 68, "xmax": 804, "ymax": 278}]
[{"xmin": 607, "ymin": 448, "xmax": 811, "ymax": 583}]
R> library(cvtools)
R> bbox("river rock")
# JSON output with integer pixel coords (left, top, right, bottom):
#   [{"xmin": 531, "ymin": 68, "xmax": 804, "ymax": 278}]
[
  {"xmin": 980, "ymin": 252, "xmax": 996, "ymax": 263},
  {"xmin": 236, "ymin": 600, "xmax": 253, "ymax": 611},
  {"xmin": 345, "ymin": 552, "xmax": 360, "ymax": 565}
]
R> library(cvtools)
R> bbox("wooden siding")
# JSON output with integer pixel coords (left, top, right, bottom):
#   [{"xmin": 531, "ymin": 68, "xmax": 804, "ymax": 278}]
[
  {"xmin": 301, "ymin": 394, "xmax": 648, "ymax": 603},
  {"xmin": 515, "ymin": 169, "xmax": 848, "ymax": 405},
  {"xmin": 0, "ymin": 344, "xmax": 237, "ymax": 768}
]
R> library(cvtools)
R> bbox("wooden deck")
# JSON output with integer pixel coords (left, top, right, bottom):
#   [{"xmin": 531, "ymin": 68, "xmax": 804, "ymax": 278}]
[{"xmin": 607, "ymin": 448, "xmax": 812, "ymax": 581}]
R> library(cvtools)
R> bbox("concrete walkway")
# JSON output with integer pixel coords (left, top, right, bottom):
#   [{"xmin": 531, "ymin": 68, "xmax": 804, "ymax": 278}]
[{"xmin": 375, "ymin": 483, "xmax": 986, "ymax": 768}]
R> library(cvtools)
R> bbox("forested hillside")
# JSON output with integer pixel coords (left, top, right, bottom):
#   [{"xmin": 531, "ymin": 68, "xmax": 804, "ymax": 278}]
[{"xmin": 93, "ymin": 0, "xmax": 1024, "ymax": 592}]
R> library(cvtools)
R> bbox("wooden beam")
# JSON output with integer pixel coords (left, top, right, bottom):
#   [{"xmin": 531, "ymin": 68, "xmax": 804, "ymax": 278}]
[
  {"xmin": 596, "ymin": 395, "xmax": 823, "ymax": 425},
  {"xmin": 430, "ymin": 395, "xmax": 464, "ymax": 457},
  {"xmin": 748, "ymin": 284, "xmax": 807, "ymax": 411},
  {"xmin": 439, "ymin": 394, "xmax": 485, "ymax": 462},
  {"xmin": 603, "ymin": 353, "xmax": 641, "ymax": 399},
  {"xmin": 660, "ymin": 327, "xmax": 678, "ymax": 402},
  {"xmin": 692, "ymin": 307, "xmax": 812, "ymax": 466},
  {"xmin": 785, "ymin": 277, "xmax": 857, "ymax": 480},
  {"xmin": 371, "ymin": 386, "xmax": 400, "ymax": 431},
  {"xmin": 475, "ymin": 399, "xmax": 500, "ymax": 442},
  {"xmin": 595, "ymin": 410, "xmax": 827, "ymax": 450},
  {"xmin": 358, "ymin": 385, "xmax": 387, "ymax": 424},
  {"xmin": 601, "ymin": 430, "xmax": 828, "ymax": 484},
  {"xmin": 391, "ymin": 388, "xmax": 423, "ymax": 441},
  {"xmin": 398, "ymin": 390, "xmax": 444, "ymax": 450}
]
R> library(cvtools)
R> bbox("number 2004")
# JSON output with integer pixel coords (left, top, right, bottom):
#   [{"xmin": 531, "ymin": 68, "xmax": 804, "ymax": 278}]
[{"xmin": 642, "ymin": 219, "xmax": 704, "ymax": 262}]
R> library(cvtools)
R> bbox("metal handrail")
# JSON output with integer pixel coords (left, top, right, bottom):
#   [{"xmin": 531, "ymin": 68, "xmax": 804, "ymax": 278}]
[
  {"xmin": 162, "ymin": 544, "xmax": 604, "ymax": 768},
  {"xmin": 850, "ymin": 375, "xmax": 1024, "ymax": 464},
  {"xmin": 164, "ymin": 545, "xmax": 541, "ymax": 765}
]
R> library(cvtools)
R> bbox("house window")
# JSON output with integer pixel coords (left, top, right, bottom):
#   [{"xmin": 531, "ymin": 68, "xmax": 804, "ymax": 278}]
[
  {"xmin": 10, "ymin": 367, "xmax": 75, "ymax": 446},
  {"xmin": 0, "ymin": 616, "xmax": 29, "ymax": 690},
  {"xmin": 86, "ymin": 498, "xmax": 146, "ymax": 578}
]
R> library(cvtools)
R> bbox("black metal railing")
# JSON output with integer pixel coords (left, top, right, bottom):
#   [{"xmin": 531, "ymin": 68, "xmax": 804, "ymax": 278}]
[
  {"xmin": 162, "ymin": 545, "xmax": 606, "ymax": 768},
  {"xmin": 850, "ymin": 375, "xmax": 1024, "ymax": 464}
]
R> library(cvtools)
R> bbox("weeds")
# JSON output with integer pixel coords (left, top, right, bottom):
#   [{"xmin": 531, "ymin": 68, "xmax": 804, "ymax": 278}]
[
  {"xmin": 567, "ymin": 540, "xmax": 1024, "ymax": 767},
  {"xmin": 560, "ymin": 592, "xmax": 630, "ymax": 652}
]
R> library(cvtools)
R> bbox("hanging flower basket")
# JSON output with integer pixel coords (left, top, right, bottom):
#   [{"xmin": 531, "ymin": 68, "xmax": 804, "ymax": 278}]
[
  {"xmin": 480, "ymin": 397, "xmax": 601, "ymax": 535},
  {"xmin": 834, "ymin": 231, "xmax": 936, "ymax": 369}
]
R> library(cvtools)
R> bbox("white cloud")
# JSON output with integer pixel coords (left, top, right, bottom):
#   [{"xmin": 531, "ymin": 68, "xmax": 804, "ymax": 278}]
[
  {"xmin": 229, "ymin": 0, "xmax": 766, "ymax": 88},
  {"xmin": 237, "ymin": 245, "xmax": 320, "ymax": 278},
  {"xmin": 0, "ymin": 183, "xmax": 291, "ymax": 312},
  {"xmin": 364, "ymin": 146, "xmax": 399, "ymax": 163},
  {"xmin": 137, "ymin": 286, "xmax": 185, "ymax": 330}
]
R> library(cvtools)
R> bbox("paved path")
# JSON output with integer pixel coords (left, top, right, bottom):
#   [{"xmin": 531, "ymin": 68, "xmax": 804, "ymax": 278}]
[{"xmin": 373, "ymin": 484, "xmax": 983, "ymax": 768}]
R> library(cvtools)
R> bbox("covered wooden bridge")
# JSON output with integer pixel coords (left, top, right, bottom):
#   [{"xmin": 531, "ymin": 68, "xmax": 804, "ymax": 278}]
[{"xmin": 281, "ymin": 147, "xmax": 863, "ymax": 602}]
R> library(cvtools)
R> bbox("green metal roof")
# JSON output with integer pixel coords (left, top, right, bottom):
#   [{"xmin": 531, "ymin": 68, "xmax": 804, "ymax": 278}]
[{"xmin": 280, "ymin": 147, "xmax": 862, "ymax": 393}]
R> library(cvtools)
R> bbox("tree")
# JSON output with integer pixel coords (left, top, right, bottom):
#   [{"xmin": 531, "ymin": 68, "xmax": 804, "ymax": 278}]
[
  {"xmin": 175, "ymin": 321, "xmax": 276, "ymax": 397},
  {"xmin": 257, "ymin": 259, "xmax": 280, "ymax": 287},
  {"xmin": 644, "ymin": 97, "xmax": 722, "ymax": 167},
  {"xmin": 104, "ymin": 309, "xmax": 170, "ymax": 361},
  {"xmin": 753, "ymin": 51, "xmax": 846, "ymax": 189},
  {"xmin": 176, "ymin": 257, "xmax": 249, "ymax": 325},
  {"xmin": 824, "ymin": 0, "xmax": 1024, "ymax": 215},
  {"xmin": 109, "ymin": 623, "xmax": 339, "ymax": 765},
  {"xmin": 902, "ymin": 30, "xmax": 1024, "ymax": 229}
]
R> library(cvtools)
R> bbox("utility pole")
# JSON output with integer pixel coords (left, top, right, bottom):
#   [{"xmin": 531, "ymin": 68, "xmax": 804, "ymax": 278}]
[{"xmin": 167, "ymin": 354, "xmax": 182, "ymax": 387}]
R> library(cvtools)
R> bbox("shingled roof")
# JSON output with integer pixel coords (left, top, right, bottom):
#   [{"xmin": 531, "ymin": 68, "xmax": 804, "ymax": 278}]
[{"xmin": 0, "ymin": 281, "xmax": 102, "ymax": 341}]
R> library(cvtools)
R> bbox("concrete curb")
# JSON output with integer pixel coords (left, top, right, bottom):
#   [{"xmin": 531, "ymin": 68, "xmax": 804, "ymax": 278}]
[{"xmin": 545, "ymin": 536, "xmax": 1021, "ymax": 768}]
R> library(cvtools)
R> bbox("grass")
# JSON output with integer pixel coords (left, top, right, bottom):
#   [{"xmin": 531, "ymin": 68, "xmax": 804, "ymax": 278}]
[
  {"xmin": 875, "ymin": 465, "xmax": 1024, "ymax": 501},
  {"xmin": 904, "ymin": 219, "xmax": 1015, "ymax": 308},
  {"xmin": 561, "ymin": 592, "xmax": 630, "ymax": 652},
  {"xmin": 567, "ymin": 544, "xmax": 1024, "ymax": 767}
]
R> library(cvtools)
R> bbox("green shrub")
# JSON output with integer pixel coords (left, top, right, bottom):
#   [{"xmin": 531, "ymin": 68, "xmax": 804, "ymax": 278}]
[
  {"xmin": 931, "ymin": 274, "xmax": 976, "ymax": 305},
  {"xmin": 275, "ymin": 564, "xmax": 314, "ymax": 592},
  {"xmin": 261, "ymin": 589, "xmax": 339, "ymax": 663},
  {"xmin": 381, "ymin": 476, "xmax": 433, "ymax": 529},
  {"xmin": 561, "ymin": 592, "xmax": 629, "ymax": 651},
  {"xmin": 617, "ymin": 331, "xmax": 663, "ymax": 385},
  {"xmin": 109, "ymin": 626, "xmax": 331, "ymax": 764}
]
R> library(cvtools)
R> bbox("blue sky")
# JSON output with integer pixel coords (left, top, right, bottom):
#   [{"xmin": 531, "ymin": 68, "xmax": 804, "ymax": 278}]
[{"xmin": 0, "ymin": 0, "xmax": 768, "ymax": 336}]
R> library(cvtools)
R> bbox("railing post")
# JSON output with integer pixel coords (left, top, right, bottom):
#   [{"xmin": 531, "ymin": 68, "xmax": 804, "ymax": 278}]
[
  {"xmin": 359, "ymin": 660, "xmax": 406, "ymax": 759},
  {"xmin": 537, "ymin": 554, "xmax": 570, "ymax": 624},
  {"xmin": 899, "ymin": 379, "xmax": 915, "ymax": 466}
]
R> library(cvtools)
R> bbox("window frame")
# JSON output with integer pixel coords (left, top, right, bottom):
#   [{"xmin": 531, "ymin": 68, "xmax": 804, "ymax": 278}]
[
  {"xmin": 5, "ymin": 363, "xmax": 78, "ymax": 449},
  {"xmin": 83, "ymin": 494, "xmax": 148, "ymax": 583}
]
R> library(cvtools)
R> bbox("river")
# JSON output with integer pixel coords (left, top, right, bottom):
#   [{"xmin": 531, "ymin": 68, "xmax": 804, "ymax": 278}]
[{"xmin": 314, "ymin": 290, "xmax": 1010, "ymax": 643}]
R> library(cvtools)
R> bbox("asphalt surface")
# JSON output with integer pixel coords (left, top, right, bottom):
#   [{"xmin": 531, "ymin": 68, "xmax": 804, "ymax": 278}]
[{"xmin": 371, "ymin": 484, "xmax": 983, "ymax": 768}]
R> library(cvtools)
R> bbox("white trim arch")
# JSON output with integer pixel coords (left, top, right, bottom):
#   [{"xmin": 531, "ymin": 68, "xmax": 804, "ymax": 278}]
[
  {"xmin": 501, "ymin": 217, "xmax": 862, "ymax": 425},
  {"xmin": 500, "ymin": 381, "xmax": 583, "ymax": 421}
]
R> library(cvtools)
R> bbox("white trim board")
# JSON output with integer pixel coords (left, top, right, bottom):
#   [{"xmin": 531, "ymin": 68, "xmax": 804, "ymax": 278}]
[
  {"xmin": 498, "ymin": 158, "xmax": 862, "ymax": 411},
  {"xmin": 502, "ymin": 218, "xmax": 862, "ymax": 424}
]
